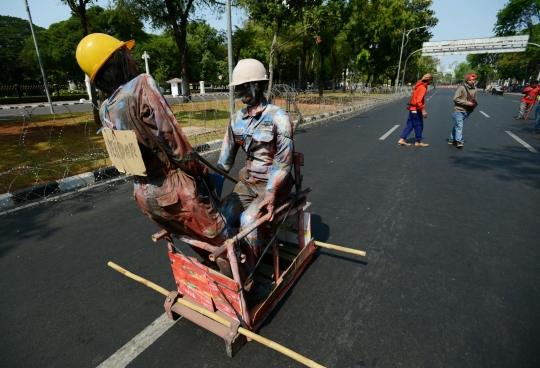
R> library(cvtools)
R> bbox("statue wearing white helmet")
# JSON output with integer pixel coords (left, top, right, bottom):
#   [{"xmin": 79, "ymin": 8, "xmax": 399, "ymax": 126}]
[{"xmin": 218, "ymin": 59, "xmax": 295, "ymax": 278}]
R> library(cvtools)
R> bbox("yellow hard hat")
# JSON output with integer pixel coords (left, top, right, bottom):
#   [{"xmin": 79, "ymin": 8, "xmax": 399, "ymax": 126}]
[{"xmin": 76, "ymin": 33, "xmax": 135, "ymax": 82}]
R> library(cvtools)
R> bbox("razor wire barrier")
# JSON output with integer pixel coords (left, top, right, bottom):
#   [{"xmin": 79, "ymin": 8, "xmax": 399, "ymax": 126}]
[{"xmin": 0, "ymin": 86, "xmax": 411, "ymax": 214}]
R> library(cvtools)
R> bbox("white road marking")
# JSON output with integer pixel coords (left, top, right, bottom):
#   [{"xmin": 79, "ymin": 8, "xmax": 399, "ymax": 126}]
[
  {"xmin": 505, "ymin": 131, "xmax": 539, "ymax": 153},
  {"xmin": 499, "ymin": 97, "xmax": 504, "ymax": 99},
  {"xmin": 480, "ymin": 111, "xmax": 490, "ymax": 118},
  {"xmin": 97, "ymin": 313, "xmax": 178, "ymax": 368},
  {"xmin": 513, "ymin": 101, "xmax": 519, "ymax": 103},
  {"xmin": 426, "ymin": 89, "xmax": 440, "ymax": 100},
  {"xmin": 379, "ymin": 125, "xmax": 400, "ymax": 140}
]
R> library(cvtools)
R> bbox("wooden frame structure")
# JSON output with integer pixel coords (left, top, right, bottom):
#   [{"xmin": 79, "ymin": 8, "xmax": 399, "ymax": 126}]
[{"xmin": 152, "ymin": 152, "xmax": 318, "ymax": 355}]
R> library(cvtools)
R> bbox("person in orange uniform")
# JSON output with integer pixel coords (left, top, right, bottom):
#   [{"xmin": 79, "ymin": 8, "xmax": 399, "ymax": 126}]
[
  {"xmin": 515, "ymin": 80, "xmax": 539, "ymax": 120},
  {"xmin": 398, "ymin": 73, "xmax": 433, "ymax": 147}
]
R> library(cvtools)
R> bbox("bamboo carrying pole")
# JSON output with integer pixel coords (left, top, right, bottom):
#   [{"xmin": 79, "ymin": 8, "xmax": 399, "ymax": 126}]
[
  {"xmin": 314, "ymin": 241, "xmax": 367, "ymax": 257},
  {"xmin": 107, "ymin": 262, "xmax": 325, "ymax": 368}
]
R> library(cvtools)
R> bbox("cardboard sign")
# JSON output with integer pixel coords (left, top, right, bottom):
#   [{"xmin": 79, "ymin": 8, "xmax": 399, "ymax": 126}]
[{"xmin": 101, "ymin": 128, "xmax": 147, "ymax": 176}]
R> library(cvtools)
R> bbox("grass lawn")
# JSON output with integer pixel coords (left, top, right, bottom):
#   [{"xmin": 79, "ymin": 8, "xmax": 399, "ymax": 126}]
[{"xmin": 0, "ymin": 93, "xmax": 381, "ymax": 193}]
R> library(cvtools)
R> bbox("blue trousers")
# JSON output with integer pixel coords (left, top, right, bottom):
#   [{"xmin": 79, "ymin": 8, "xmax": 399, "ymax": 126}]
[
  {"xmin": 534, "ymin": 104, "xmax": 540, "ymax": 130},
  {"xmin": 449, "ymin": 111, "xmax": 470, "ymax": 143},
  {"xmin": 400, "ymin": 110, "xmax": 423, "ymax": 141}
]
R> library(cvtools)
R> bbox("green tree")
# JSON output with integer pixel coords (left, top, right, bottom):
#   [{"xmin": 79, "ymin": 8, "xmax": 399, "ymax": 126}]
[
  {"xmin": 494, "ymin": 0, "xmax": 540, "ymax": 38},
  {"xmin": 454, "ymin": 62, "xmax": 475, "ymax": 83},
  {"xmin": 345, "ymin": 0, "xmax": 436, "ymax": 87},
  {"xmin": 186, "ymin": 21, "xmax": 227, "ymax": 84},
  {"xmin": 19, "ymin": 6, "xmax": 149, "ymax": 85},
  {"xmin": 114, "ymin": 0, "xmax": 225, "ymax": 97},
  {"xmin": 309, "ymin": 0, "xmax": 349, "ymax": 96},
  {"xmin": 19, "ymin": 17, "xmax": 83, "ymax": 84},
  {"xmin": 232, "ymin": 22, "xmax": 270, "ymax": 64},
  {"xmin": 60, "ymin": 0, "xmax": 101, "ymax": 123},
  {"xmin": 467, "ymin": 53, "xmax": 506, "ymax": 86},
  {"xmin": 129, "ymin": 32, "xmax": 179, "ymax": 85},
  {"xmin": 60, "ymin": 0, "xmax": 98, "ymax": 35},
  {"xmin": 0, "ymin": 15, "xmax": 43, "ymax": 85},
  {"xmin": 238, "ymin": 0, "xmax": 322, "ymax": 94}
]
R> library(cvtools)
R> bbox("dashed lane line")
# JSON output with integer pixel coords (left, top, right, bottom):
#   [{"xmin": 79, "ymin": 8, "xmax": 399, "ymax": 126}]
[
  {"xmin": 480, "ymin": 111, "xmax": 490, "ymax": 118},
  {"xmin": 379, "ymin": 125, "xmax": 400, "ymax": 140},
  {"xmin": 426, "ymin": 89, "xmax": 440, "ymax": 101},
  {"xmin": 505, "ymin": 131, "xmax": 539, "ymax": 153},
  {"xmin": 97, "ymin": 313, "xmax": 178, "ymax": 368}
]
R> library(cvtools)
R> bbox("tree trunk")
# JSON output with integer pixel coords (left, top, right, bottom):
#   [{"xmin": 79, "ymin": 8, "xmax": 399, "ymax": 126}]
[
  {"xmin": 164, "ymin": 0, "xmax": 193, "ymax": 98},
  {"xmin": 179, "ymin": 15, "xmax": 190, "ymax": 97},
  {"xmin": 299, "ymin": 40, "xmax": 307, "ymax": 90},
  {"xmin": 68, "ymin": 1, "xmax": 100, "ymax": 125},
  {"xmin": 350, "ymin": 71, "xmax": 357, "ymax": 94},
  {"xmin": 318, "ymin": 53, "xmax": 324, "ymax": 97},
  {"xmin": 331, "ymin": 51, "xmax": 337, "ymax": 92},
  {"xmin": 267, "ymin": 28, "xmax": 279, "ymax": 99},
  {"xmin": 373, "ymin": 72, "xmax": 380, "ymax": 86}
]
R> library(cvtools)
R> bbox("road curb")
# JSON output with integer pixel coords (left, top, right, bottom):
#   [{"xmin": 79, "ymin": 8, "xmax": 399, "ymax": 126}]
[
  {"xmin": 0, "ymin": 101, "xmax": 93, "ymax": 109},
  {"xmin": 1, "ymin": 93, "xmax": 407, "ymax": 212}
]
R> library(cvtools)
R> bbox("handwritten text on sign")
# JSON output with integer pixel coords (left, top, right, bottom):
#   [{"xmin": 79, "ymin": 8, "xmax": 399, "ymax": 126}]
[{"xmin": 101, "ymin": 128, "xmax": 147, "ymax": 176}]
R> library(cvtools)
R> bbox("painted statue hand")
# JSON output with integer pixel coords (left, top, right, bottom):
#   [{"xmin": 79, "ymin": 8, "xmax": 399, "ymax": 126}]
[{"xmin": 258, "ymin": 191, "xmax": 276, "ymax": 221}]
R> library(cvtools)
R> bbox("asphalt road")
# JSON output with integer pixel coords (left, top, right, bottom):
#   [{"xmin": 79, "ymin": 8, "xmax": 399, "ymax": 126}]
[{"xmin": 1, "ymin": 88, "xmax": 539, "ymax": 368}]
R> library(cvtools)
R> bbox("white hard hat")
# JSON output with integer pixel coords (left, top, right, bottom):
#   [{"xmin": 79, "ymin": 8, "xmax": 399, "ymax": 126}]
[{"xmin": 229, "ymin": 59, "xmax": 269, "ymax": 86}]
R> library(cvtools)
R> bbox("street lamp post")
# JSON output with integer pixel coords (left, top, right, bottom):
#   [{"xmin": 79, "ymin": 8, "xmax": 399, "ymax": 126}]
[
  {"xmin": 226, "ymin": 0, "xmax": 235, "ymax": 119},
  {"xmin": 401, "ymin": 49, "xmax": 422, "ymax": 86},
  {"xmin": 23, "ymin": 0, "xmax": 54, "ymax": 114},
  {"xmin": 528, "ymin": 43, "xmax": 540, "ymax": 80},
  {"xmin": 395, "ymin": 26, "xmax": 428, "ymax": 88}
]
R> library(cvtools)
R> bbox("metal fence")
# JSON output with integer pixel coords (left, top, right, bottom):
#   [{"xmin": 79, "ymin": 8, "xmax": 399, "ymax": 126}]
[{"xmin": 0, "ymin": 85, "xmax": 411, "ymax": 212}]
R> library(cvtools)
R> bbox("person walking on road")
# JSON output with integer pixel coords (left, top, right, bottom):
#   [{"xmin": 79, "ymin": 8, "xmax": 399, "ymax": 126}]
[
  {"xmin": 448, "ymin": 74, "xmax": 478, "ymax": 149},
  {"xmin": 398, "ymin": 73, "xmax": 433, "ymax": 147},
  {"xmin": 516, "ymin": 80, "xmax": 539, "ymax": 120},
  {"xmin": 532, "ymin": 98, "xmax": 540, "ymax": 134}
]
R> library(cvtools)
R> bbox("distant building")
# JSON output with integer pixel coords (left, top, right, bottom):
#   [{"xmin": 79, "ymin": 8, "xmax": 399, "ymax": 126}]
[{"xmin": 434, "ymin": 58, "xmax": 442, "ymax": 72}]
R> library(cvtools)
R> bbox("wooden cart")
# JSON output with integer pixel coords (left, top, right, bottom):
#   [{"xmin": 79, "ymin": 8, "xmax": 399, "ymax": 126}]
[
  {"xmin": 109, "ymin": 152, "xmax": 365, "ymax": 366},
  {"xmin": 153, "ymin": 152, "xmax": 316, "ymax": 356}
]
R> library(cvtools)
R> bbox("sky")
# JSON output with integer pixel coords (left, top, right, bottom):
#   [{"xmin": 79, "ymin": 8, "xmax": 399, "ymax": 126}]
[{"xmin": 2, "ymin": 0, "xmax": 508, "ymax": 67}]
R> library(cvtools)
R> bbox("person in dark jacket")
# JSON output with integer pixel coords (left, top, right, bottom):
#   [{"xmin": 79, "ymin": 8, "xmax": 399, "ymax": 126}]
[
  {"xmin": 448, "ymin": 74, "xmax": 478, "ymax": 148},
  {"xmin": 398, "ymin": 73, "xmax": 433, "ymax": 147}
]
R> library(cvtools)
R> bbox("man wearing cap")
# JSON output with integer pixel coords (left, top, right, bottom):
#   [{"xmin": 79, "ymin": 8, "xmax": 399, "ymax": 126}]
[
  {"xmin": 448, "ymin": 74, "xmax": 478, "ymax": 149},
  {"xmin": 516, "ymin": 80, "xmax": 539, "ymax": 120},
  {"xmin": 398, "ymin": 73, "xmax": 433, "ymax": 147},
  {"xmin": 217, "ymin": 59, "xmax": 294, "ymax": 269},
  {"xmin": 76, "ymin": 33, "xmax": 228, "ymax": 249}
]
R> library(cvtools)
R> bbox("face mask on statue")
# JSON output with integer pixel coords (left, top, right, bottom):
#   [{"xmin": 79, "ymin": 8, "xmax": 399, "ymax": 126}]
[{"xmin": 235, "ymin": 81, "xmax": 267, "ymax": 106}]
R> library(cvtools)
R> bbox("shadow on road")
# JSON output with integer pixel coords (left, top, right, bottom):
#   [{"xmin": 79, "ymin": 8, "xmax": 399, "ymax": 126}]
[{"xmin": 449, "ymin": 145, "xmax": 540, "ymax": 189}]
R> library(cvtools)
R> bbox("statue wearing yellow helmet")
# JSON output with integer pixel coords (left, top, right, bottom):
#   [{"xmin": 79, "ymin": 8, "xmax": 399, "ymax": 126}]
[
  {"xmin": 74, "ymin": 33, "xmax": 234, "ymax": 260},
  {"xmin": 76, "ymin": 33, "xmax": 135, "ymax": 82}
]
